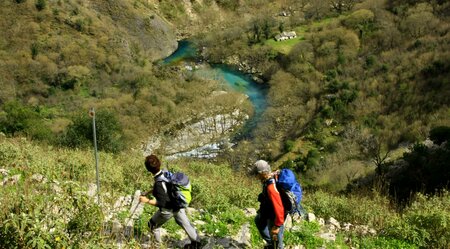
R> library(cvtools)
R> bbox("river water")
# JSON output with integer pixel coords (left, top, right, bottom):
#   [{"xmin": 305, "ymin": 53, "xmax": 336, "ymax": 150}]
[{"xmin": 161, "ymin": 40, "xmax": 268, "ymax": 157}]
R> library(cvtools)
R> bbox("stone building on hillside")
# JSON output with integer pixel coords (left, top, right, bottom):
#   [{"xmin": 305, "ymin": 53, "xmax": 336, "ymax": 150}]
[{"xmin": 275, "ymin": 31, "xmax": 297, "ymax": 41}]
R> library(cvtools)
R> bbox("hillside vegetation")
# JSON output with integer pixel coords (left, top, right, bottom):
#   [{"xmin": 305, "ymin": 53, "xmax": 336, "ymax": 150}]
[
  {"xmin": 1, "ymin": 136, "xmax": 449, "ymax": 248},
  {"xmin": 197, "ymin": 0, "xmax": 450, "ymax": 191},
  {"xmin": 0, "ymin": 0, "xmax": 252, "ymax": 150},
  {"xmin": 0, "ymin": 0, "xmax": 449, "ymax": 247}
]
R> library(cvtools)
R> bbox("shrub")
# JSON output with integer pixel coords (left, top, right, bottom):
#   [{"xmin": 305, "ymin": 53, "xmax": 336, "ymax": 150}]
[
  {"xmin": 35, "ymin": 0, "xmax": 46, "ymax": 11},
  {"xmin": 199, "ymin": 207, "xmax": 247, "ymax": 237},
  {"xmin": 67, "ymin": 196, "xmax": 104, "ymax": 243},
  {"xmin": 215, "ymin": 0, "xmax": 240, "ymax": 10},
  {"xmin": 285, "ymin": 139, "xmax": 295, "ymax": 152},
  {"xmin": 389, "ymin": 141, "xmax": 450, "ymax": 203},
  {"xmin": 0, "ymin": 140, "xmax": 21, "ymax": 163},
  {"xmin": 0, "ymin": 101, "xmax": 52, "ymax": 140},
  {"xmin": 61, "ymin": 109, "xmax": 125, "ymax": 153},
  {"xmin": 31, "ymin": 42, "xmax": 39, "ymax": 59},
  {"xmin": 384, "ymin": 192, "xmax": 450, "ymax": 248},
  {"xmin": 285, "ymin": 221, "xmax": 323, "ymax": 248},
  {"xmin": 304, "ymin": 190, "xmax": 394, "ymax": 228},
  {"xmin": 429, "ymin": 126, "xmax": 450, "ymax": 145},
  {"xmin": 352, "ymin": 236, "xmax": 418, "ymax": 249},
  {"xmin": 0, "ymin": 180, "xmax": 105, "ymax": 248}
]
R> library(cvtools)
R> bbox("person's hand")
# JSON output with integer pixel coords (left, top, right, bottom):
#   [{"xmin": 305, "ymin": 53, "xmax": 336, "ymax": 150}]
[
  {"xmin": 139, "ymin": 196, "xmax": 150, "ymax": 204},
  {"xmin": 271, "ymin": 226, "xmax": 280, "ymax": 241}
]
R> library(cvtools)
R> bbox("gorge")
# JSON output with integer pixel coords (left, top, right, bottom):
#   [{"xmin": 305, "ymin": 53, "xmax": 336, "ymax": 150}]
[{"xmin": 145, "ymin": 40, "xmax": 268, "ymax": 158}]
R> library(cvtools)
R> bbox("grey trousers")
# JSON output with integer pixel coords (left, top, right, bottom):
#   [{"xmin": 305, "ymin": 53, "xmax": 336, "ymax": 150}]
[{"xmin": 149, "ymin": 208, "xmax": 200, "ymax": 243}]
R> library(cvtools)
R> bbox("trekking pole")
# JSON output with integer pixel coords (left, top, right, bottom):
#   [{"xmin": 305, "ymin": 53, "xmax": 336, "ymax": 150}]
[{"xmin": 89, "ymin": 107, "xmax": 101, "ymax": 205}]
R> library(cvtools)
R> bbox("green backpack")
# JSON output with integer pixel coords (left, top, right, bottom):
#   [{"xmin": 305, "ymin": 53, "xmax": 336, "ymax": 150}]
[{"xmin": 159, "ymin": 170, "xmax": 192, "ymax": 208}]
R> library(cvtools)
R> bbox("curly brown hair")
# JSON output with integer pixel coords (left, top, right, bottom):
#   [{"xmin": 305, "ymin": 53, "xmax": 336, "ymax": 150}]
[{"xmin": 144, "ymin": 154, "xmax": 161, "ymax": 174}]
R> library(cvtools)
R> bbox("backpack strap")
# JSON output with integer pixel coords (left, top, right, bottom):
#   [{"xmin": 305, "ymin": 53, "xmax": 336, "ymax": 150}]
[
  {"xmin": 262, "ymin": 178, "xmax": 276, "ymax": 198},
  {"xmin": 155, "ymin": 171, "xmax": 170, "ymax": 194},
  {"xmin": 264, "ymin": 178, "xmax": 276, "ymax": 185}
]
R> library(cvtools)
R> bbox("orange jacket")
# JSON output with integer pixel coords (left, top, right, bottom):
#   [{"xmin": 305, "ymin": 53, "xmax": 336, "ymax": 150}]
[{"xmin": 265, "ymin": 179, "xmax": 285, "ymax": 226}]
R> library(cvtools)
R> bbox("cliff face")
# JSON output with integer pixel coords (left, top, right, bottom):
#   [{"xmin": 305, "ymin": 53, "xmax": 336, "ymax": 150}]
[{"xmin": 144, "ymin": 108, "xmax": 249, "ymax": 157}]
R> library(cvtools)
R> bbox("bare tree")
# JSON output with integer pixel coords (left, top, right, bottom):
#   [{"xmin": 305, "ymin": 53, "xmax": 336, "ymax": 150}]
[
  {"xmin": 287, "ymin": 0, "xmax": 310, "ymax": 12},
  {"xmin": 360, "ymin": 134, "xmax": 391, "ymax": 176},
  {"xmin": 305, "ymin": 0, "xmax": 330, "ymax": 20},
  {"xmin": 346, "ymin": 169, "xmax": 360, "ymax": 183},
  {"xmin": 329, "ymin": 0, "xmax": 359, "ymax": 13}
]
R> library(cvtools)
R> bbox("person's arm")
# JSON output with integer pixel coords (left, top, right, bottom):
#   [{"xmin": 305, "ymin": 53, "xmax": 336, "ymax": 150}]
[
  {"xmin": 141, "ymin": 181, "xmax": 170, "ymax": 208},
  {"xmin": 139, "ymin": 196, "xmax": 157, "ymax": 206},
  {"xmin": 267, "ymin": 183, "xmax": 285, "ymax": 227}
]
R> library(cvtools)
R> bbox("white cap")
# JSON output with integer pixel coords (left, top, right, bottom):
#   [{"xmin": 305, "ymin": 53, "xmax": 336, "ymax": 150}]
[{"xmin": 254, "ymin": 160, "xmax": 271, "ymax": 174}]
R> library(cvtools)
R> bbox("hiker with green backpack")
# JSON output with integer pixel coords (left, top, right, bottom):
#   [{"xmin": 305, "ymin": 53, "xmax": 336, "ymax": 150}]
[{"xmin": 139, "ymin": 155, "xmax": 201, "ymax": 249}]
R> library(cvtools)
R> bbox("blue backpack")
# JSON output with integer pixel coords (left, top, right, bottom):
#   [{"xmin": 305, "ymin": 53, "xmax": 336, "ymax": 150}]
[
  {"xmin": 274, "ymin": 168, "xmax": 304, "ymax": 215},
  {"xmin": 158, "ymin": 171, "xmax": 192, "ymax": 209}
]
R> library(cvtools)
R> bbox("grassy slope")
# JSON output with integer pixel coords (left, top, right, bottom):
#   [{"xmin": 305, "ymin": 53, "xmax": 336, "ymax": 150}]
[
  {"xmin": 0, "ymin": 135, "xmax": 262, "ymax": 246},
  {"xmin": 1, "ymin": 136, "xmax": 448, "ymax": 248}
]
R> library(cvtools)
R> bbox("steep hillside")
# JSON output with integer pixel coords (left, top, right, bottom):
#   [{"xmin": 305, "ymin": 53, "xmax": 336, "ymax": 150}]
[
  {"xmin": 0, "ymin": 0, "xmax": 256, "ymax": 151},
  {"xmin": 195, "ymin": 0, "xmax": 450, "ymax": 191},
  {"xmin": 0, "ymin": 0, "xmax": 176, "ymax": 104},
  {"xmin": 1, "ymin": 0, "xmax": 449, "ymax": 192},
  {"xmin": 0, "ymin": 136, "xmax": 448, "ymax": 248}
]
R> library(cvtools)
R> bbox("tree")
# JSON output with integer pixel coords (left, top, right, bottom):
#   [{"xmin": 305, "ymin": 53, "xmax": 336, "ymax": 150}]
[
  {"xmin": 62, "ymin": 110, "xmax": 125, "ymax": 153},
  {"xmin": 389, "ymin": 137, "xmax": 450, "ymax": 204},
  {"xmin": 35, "ymin": 0, "xmax": 46, "ymax": 11},
  {"xmin": 289, "ymin": 42, "xmax": 314, "ymax": 65},
  {"xmin": 305, "ymin": 0, "xmax": 330, "ymax": 19},
  {"xmin": 341, "ymin": 9, "xmax": 375, "ymax": 38},
  {"xmin": 288, "ymin": 0, "xmax": 309, "ymax": 12},
  {"xmin": 251, "ymin": 22, "xmax": 262, "ymax": 43},
  {"xmin": 329, "ymin": 0, "xmax": 360, "ymax": 13},
  {"xmin": 400, "ymin": 3, "xmax": 440, "ymax": 38},
  {"xmin": 359, "ymin": 133, "xmax": 393, "ymax": 176},
  {"xmin": 310, "ymin": 28, "xmax": 360, "ymax": 69},
  {"xmin": 429, "ymin": 126, "xmax": 450, "ymax": 145},
  {"xmin": 0, "ymin": 101, "xmax": 51, "ymax": 140},
  {"xmin": 279, "ymin": 21, "xmax": 285, "ymax": 33},
  {"xmin": 263, "ymin": 20, "xmax": 271, "ymax": 40}
]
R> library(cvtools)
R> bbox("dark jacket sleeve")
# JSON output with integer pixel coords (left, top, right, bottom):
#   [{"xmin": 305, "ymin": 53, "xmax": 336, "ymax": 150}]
[{"xmin": 152, "ymin": 181, "xmax": 172, "ymax": 209}]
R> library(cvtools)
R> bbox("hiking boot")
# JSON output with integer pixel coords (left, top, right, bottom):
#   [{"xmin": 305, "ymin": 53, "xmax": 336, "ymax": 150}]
[
  {"xmin": 183, "ymin": 240, "xmax": 202, "ymax": 249},
  {"xmin": 263, "ymin": 242, "xmax": 279, "ymax": 249}
]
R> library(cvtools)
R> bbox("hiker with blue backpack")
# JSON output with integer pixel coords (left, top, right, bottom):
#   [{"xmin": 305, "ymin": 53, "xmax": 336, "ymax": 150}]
[
  {"xmin": 139, "ymin": 155, "xmax": 202, "ymax": 249},
  {"xmin": 253, "ymin": 160, "xmax": 304, "ymax": 249},
  {"xmin": 254, "ymin": 160, "xmax": 286, "ymax": 249}
]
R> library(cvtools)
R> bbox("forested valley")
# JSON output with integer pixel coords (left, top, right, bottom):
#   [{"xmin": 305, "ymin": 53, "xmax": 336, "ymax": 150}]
[{"xmin": 0, "ymin": 0, "xmax": 449, "ymax": 248}]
